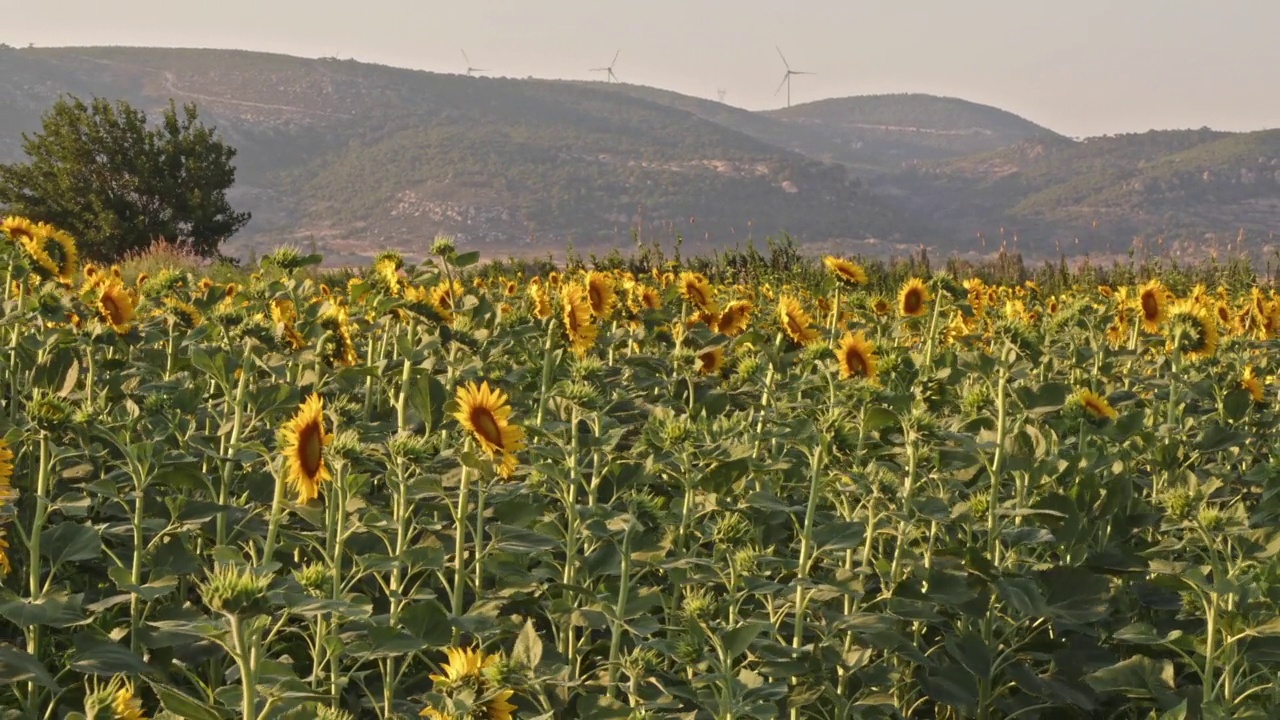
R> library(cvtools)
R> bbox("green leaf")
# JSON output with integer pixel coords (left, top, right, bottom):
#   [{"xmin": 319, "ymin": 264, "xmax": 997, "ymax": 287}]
[
  {"xmin": 511, "ymin": 620, "xmax": 543, "ymax": 670},
  {"xmin": 400, "ymin": 599, "xmax": 451, "ymax": 645},
  {"xmin": 0, "ymin": 590, "xmax": 87, "ymax": 628},
  {"xmin": 0, "ymin": 644, "xmax": 59, "ymax": 690},
  {"xmin": 40, "ymin": 522, "xmax": 102, "ymax": 567},
  {"xmin": 153, "ymin": 685, "xmax": 226, "ymax": 720},
  {"xmin": 722, "ymin": 622, "xmax": 766, "ymax": 659},
  {"xmin": 453, "ymin": 251, "xmax": 481, "ymax": 268},
  {"xmin": 1084, "ymin": 655, "xmax": 1175, "ymax": 698},
  {"xmin": 70, "ymin": 636, "xmax": 152, "ymax": 676}
]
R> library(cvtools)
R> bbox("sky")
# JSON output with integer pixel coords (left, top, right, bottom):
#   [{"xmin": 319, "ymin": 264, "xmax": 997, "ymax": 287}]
[{"xmin": 6, "ymin": 0, "xmax": 1280, "ymax": 138}]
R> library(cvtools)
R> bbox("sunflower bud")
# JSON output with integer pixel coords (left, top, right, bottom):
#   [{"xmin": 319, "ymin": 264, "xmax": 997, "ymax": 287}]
[
  {"xmin": 293, "ymin": 562, "xmax": 330, "ymax": 597},
  {"xmin": 388, "ymin": 432, "xmax": 433, "ymax": 463},
  {"xmin": 201, "ymin": 564, "xmax": 272, "ymax": 617},
  {"xmin": 431, "ymin": 235, "xmax": 457, "ymax": 259}
]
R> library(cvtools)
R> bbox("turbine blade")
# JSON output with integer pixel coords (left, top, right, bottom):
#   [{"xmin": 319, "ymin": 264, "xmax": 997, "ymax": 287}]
[
  {"xmin": 774, "ymin": 74, "xmax": 790, "ymax": 95},
  {"xmin": 611, "ymin": 49, "xmax": 620, "ymax": 66},
  {"xmin": 776, "ymin": 46, "xmax": 790, "ymax": 70},
  {"xmin": 461, "ymin": 49, "xmax": 471, "ymax": 65}
]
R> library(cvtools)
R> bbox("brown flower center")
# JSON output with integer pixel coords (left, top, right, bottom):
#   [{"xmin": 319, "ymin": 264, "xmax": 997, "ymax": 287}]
[
  {"xmin": 298, "ymin": 423, "xmax": 323, "ymax": 478},
  {"xmin": 903, "ymin": 290, "xmax": 923, "ymax": 315},
  {"xmin": 469, "ymin": 407, "xmax": 504, "ymax": 449}
]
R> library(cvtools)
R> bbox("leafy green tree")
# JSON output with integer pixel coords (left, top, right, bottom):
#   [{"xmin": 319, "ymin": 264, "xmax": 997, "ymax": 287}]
[{"xmin": 0, "ymin": 96, "xmax": 250, "ymax": 261}]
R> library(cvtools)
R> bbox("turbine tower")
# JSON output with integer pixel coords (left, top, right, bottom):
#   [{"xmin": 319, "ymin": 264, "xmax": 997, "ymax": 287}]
[
  {"xmin": 717, "ymin": 88, "xmax": 727, "ymax": 103},
  {"xmin": 774, "ymin": 47, "xmax": 812, "ymax": 108},
  {"xmin": 590, "ymin": 50, "xmax": 621, "ymax": 83},
  {"xmin": 461, "ymin": 49, "xmax": 487, "ymax": 77}
]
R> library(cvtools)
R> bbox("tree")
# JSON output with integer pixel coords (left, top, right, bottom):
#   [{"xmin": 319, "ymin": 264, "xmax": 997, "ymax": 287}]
[{"xmin": 0, "ymin": 96, "xmax": 250, "ymax": 261}]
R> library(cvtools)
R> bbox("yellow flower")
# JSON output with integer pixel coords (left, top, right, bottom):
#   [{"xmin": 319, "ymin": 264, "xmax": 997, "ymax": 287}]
[
  {"xmin": 715, "ymin": 300, "xmax": 753, "ymax": 337},
  {"xmin": 163, "ymin": 297, "xmax": 202, "ymax": 330},
  {"xmin": 0, "ymin": 438, "xmax": 13, "ymax": 505},
  {"xmin": 504, "ymin": 280, "xmax": 519, "ymax": 296},
  {"xmin": 319, "ymin": 305, "xmax": 358, "ymax": 366},
  {"xmin": 835, "ymin": 331, "xmax": 878, "ymax": 382},
  {"xmin": 1076, "ymin": 389, "xmax": 1118, "ymax": 421},
  {"xmin": 897, "ymin": 278, "xmax": 930, "ymax": 318},
  {"xmin": 823, "ymin": 256, "xmax": 867, "ymax": 286},
  {"xmin": 430, "ymin": 280, "xmax": 465, "ymax": 324},
  {"xmin": 679, "ymin": 272, "xmax": 716, "ymax": 312},
  {"xmin": 528, "ymin": 283, "xmax": 553, "ymax": 320},
  {"xmin": 778, "ymin": 295, "xmax": 819, "ymax": 346},
  {"xmin": 1097, "ymin": 285, "xmax": 1114, "ymax": 299},
  {"xmin": 111, "ymin": 679, "xmax": 146, "ymax": 720},
  {"xmin": 484, "ymin": 688, "xmax": 517, "ymax": 720},
  {"xmin": 1, "ymin": 216, "xmax": 39, "ymax": 243},
  {"xmin": 453, "ymin": 382, "xmax": 525, "ymax": 478},
  {"xmin": 0, "ymin": 526, "xmax": 10, "ymax": 578},
  {"xmin": 584, "ymin": 271, "xmax": 617, "ymax": 318},
  {"xmin": 697, "ymin": 346, "xmax": 725, "ymax": 375},
  {"xmin": 1242, "ymin": 366, "xmax": 1265, "ymax": 403},
  {"xmin": 24, "ymin": 225, "xmax": 79, "ymax": 281},
  {"xmin": 96, "ymin": 279, "xmax": 137, "ymax": 334},
  {"xmin": 1166, "ymin": 300, "xmax": 1218, "ymax": 361},
  {"xmin": 430, "ymin": 646, "xmax": 497, "ymax": 689},
  {"xmin": 1137, "ymin": 279, "xmax": 1169, "ymax": 333},
  {"xmin": 562, "ymin": 285, "xmax": 598, "ymax": 357},
  {"xmin": 280, "ymin": 394, "xmax": 331, "ymax": 503}
]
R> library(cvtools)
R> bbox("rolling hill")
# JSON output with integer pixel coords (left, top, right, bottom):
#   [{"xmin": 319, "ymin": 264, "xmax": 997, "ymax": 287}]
[
  {"xmin": 0, "ymin": 45, "xmax": 921, "ymax": 262},
  {"xmin": 1, "ymin": 45, "xmax": 1278, "ymax": 262}
]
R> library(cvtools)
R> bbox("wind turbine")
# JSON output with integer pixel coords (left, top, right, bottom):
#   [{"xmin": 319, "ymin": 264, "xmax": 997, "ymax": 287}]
[
  {"xmin": 774, "ymin": 47, "xmax": 812, "ymax": 108},
  {"xmin": 716, "ymin": 88, "xmax": 727, "ymax": 103},
  {"xmin": 590, "ymin": 50, "xmax": 620, "ymax": 83},
  {"xmin": 461, "ymin": 49, "xmax": 487, "ymax": 77}
]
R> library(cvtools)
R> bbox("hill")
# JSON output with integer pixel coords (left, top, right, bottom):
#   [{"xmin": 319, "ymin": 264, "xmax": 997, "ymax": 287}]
[
  {"xmin": 894, "ymin": 129, "xmax": 1280, "ymax": 256},
  {"xmin": 0, "ymin": 46, "xmax": 920, "ymax": 262},
  {"xmin": 763, "ymin": 94, "xmax": 1061, "ymax": 170}
]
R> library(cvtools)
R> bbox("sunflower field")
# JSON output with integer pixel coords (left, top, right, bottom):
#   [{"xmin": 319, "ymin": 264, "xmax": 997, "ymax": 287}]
[{"xmin": 2, "ymin": 216, "xmax": 1280, "ymax": 720}]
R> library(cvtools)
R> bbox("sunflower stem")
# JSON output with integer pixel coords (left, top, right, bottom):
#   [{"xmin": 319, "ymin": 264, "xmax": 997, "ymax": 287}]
[
  {"xmin": 25, "ymin": 432, "xmax": 51, "ymax": 708},
  {"xmin": 789, "ymin": 438, "xmax": 826, "ymax": 720},
  {"xmin": 536, "ymin": 318, "xmax": 556, "ymax": 426},
  {"xmin": 474, "ymin": 472, "xmax": 487, "ymax": 592},
  {"xmin": 262, "ymin": 462, "xmax": 288, "ymax": 562},
  {"xmin": 451, "ymin": 463, "xmax": 472, "ymax": 644},
  {"xmin": 218, "ymin": 344, "xmax": 253, "ymax": 548}
]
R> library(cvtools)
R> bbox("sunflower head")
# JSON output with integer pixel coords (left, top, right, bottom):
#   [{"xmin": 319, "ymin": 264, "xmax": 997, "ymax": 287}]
[
  {"xmin": 1166, "ymin": 300, "xmax": 1218, "ymax": 360},
  {"xmin": 453, "ymin": 381, "xmax": 525, "ymax": 478},
  {"xmin": 279, "ymin": 393, "xmax": 332, "ymax": 503},
  {"xmin": 562, "ymin": 284, "xmax": 598, "ymax": 356},
  {"xmin": 778, "ymin": 295, "xmax": 819, "ymax": 346},
  {"xmin": 96, "ymin": 278, "xmax": 137, "ymax": 334},
  {"xmin": 823, "ymin": 256, "xmax": 867, "ymax": 286},
  {"xmin": 1137, "ymin": 279, "xmax": 1170, "ymax": 332},
  {"xmin": 836, "ymin": 331, "xmax": 878, "ymax": 382},
  {"xmin": 1242, "ymin": 366, "xmax": 1265, "ymax": 404},
  {"xmin": 696, "ymin": 346, "xmax": 725, "ymax": 376},
  {"xmin": 715, "ymin": 300, "xmax": 753, "ymax": 337},
  {"xmin": 1, "ymin": 216, "xmax": 39, "ymax": 244},
  {"xmin": 1074, "ymin": 389, "xmax": 1118, "ymax": 423},
  {"xmin": 897, "ymin": 278, "xmax": 931, "ymax": 318},
  {"xmin": 583, "ymin": 271, "xmax": 617, "ymax": 318},
  {"xmin": 679, "ymin": 272, "xmax": 716, "ymax": 312}
]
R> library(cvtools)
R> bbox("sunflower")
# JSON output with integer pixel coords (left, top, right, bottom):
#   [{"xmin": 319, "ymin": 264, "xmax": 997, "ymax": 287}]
[
  {"xmin": 584, "ymin": 271, "xmax": 617, "ymax": 318},
  {"xmin": 697, "ymin": 346, "xmax": 725, "ymax": 375},
  {"xmin": 0, "ymin": 527, "xmax": 10, "ymax": 577},
  {"xmin": 419, "ymin": 709, "xmax": 448, "ymax": 720},
  {"xmin": 634, "ymin": 284, "xmax": 662, "ymax": 312},
  {"xmin": 111, "ymin": 680, "xmax": 146, "ymax": 720},
  {"xmin": 163, "ymin": 297, "xmax": 202, "ymax": 330},
  {"xmin": 373, "ymin": 258, "xmax": 402, "ymax": 296},
  {"xmin": 0, "ymin": 438, "xmax": 13, "ymax": 506},
  {"xmin": 429, "ymin": 280, "xmax": 465, "ymax": 324},
  {"xmin": 280, "ymin": 394, "xmax": 331, "ymax": 503},
  {"xmin": 778, "ymin": 295, "xmax": 819, "ymax": 346},
  {"xmin": 897, "ymin": 278, "xmax": 930, "ymax": 317},
  {"xmin": 1076, "ymin": 389, "xmax": 1118, "ymax": 421},
  {"xmin": 1137, "ymin": 279, "xmax": 1169, "ymax": 333},
  {"xmin": 484, "ymin": 688, "xmax": 518, "ymax": 720},
  {"xmin": 679, "ymin": 272, "xmax": 716, "ymax": 312},
  {"xmin": 97, "ymin": 279, "xmax": 137, "ymax": 334},
  {"xmin": 836, "ymin": 331, "xmax": 878, "ymax": 382},
  {"xmin": 562, "ymin": 285, "xmax": 598, "ymax": 356},
  {"xmin": 318, "ymin": 306, "xmax": 358, "ymax": 366},
  {"xmin": 715, "ymin": 300, "xmax": 753, "ymax": 337},
  {"xmin": 528, "ymin": 283, "xmax": 553, "ymax": 320},
  {"xmin": 1215, "ymin": 301, "xmax": 1232, "ymax": 327},
  {"xmin": 504, "ymin": 280, "xmax": 519, "ymax": 296},
  {"xmin": 823, "ymin": 256, "xmax": 867, "ymax": 286},
  {"xmin": 453, "ymin": 381, "xmax": 525, "ymax": 478},
  {"xmin": 430, "ymin": 646, "xmax": 497, "ymax": 689},
  {"xmin": 1098, "ymin": 285, "xmax": 1115, "ymax": 299},
  {"xmin": 1165, "ymin": 300, "xmax": 1218, "ymax": 360},
  {"xmin": 271, "ymin": 298, "xmax": 305, "ymax": 350},
  {"xmin": 1242, "ymin": 366, "xmax": 1265, "ymax": 403},
  {"xmin": 871, "ymin": 297, "xmax": 891, "ymax": 316},
  {"xmin": 23, "ymin": 226, "xmax": 78, "ymax": 281},
  {"xmin": 1, "ymin": 216, "xmax": 38, "ymax": 243}
]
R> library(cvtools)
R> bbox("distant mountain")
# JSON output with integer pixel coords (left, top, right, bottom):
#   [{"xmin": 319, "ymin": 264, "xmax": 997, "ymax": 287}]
[
  {"xmin": 895, "ymin": 129, "xmax": 1280, "ymax": 255},
  {"xmin": 763, "ymin": 94, "xmax": 1062, "ymax": 171},
  {"xmin": 2, "ymin": 46, "xmax": 1277, "ymax": 262},
  {"xmin": 0, "ymin": 46, "xmax": 919, "ymax": 262}
]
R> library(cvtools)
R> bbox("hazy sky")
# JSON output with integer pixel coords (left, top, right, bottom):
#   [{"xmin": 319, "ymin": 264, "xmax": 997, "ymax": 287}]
[{"xmin": 7, "ymin": 0, "xmax": 1280, "ymax": 137}]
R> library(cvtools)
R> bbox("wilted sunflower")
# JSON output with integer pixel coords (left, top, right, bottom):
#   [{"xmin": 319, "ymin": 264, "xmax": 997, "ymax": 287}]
[
  {"xmin": 697, "ymin": 346, "xmax": 725, "ymax": 375},
  {"xmin": 679, "ymin": 272, "xmax": 716, "ymax": 312},
  {"xmin": 562, "ymin": 285, "xmax": 598, "ymax": 356},
  {"xmin": 778, "ymin": 295, "xmax": 819, "ymax": 346},
  {"xmin": 1242, "ymin": 366, "xmax": 1265, "ymax": 403},
  {"xmin": 96, "ymin": 278, "xmax": 137, "ymax": 334},
  {"xmin": 280, "ymin": 393, "xmax": 331, "ymax": 503},
  {"xmin": 1137, "ymin": 279, "xmax": 1169, "ymax": 333},
  {"xmin": 0, "ymin": 527, "xmax": 10, "ymax": 577},
  {"xmin": 528, "ymin": 283, "xmax": 553, "ymax": 320},
  {"xmin": 584, "ymin": 271, "xmax": 617, "ymax": 318},
  {"xmin": 1165, "ymin": 300, "xmax": 1218, "ymax": 360},
  {"xmin": 1075, "ymin": 389, "xmax": 1118, "ymax": 421},
  {"xmin": 716, "ymin": 300, "xmax": 753, "ymax": 336},
  {"xmin": 271, "ymin": 298, "xmax": 305, "ymax": 350},
  {"xmin": 897, "ymin": 278, "xmax": 930, "ymax": 317},
  {"xmin": 823, "ymin": 256, "xmax": 867, "ymax": 286},
  {"xmin": 836, "ymin": 331, "xmax": 878, "ymax": 381},
  {"xmin": 453, "ymin": 381, "xmax": 525, "ymax": 478}
]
